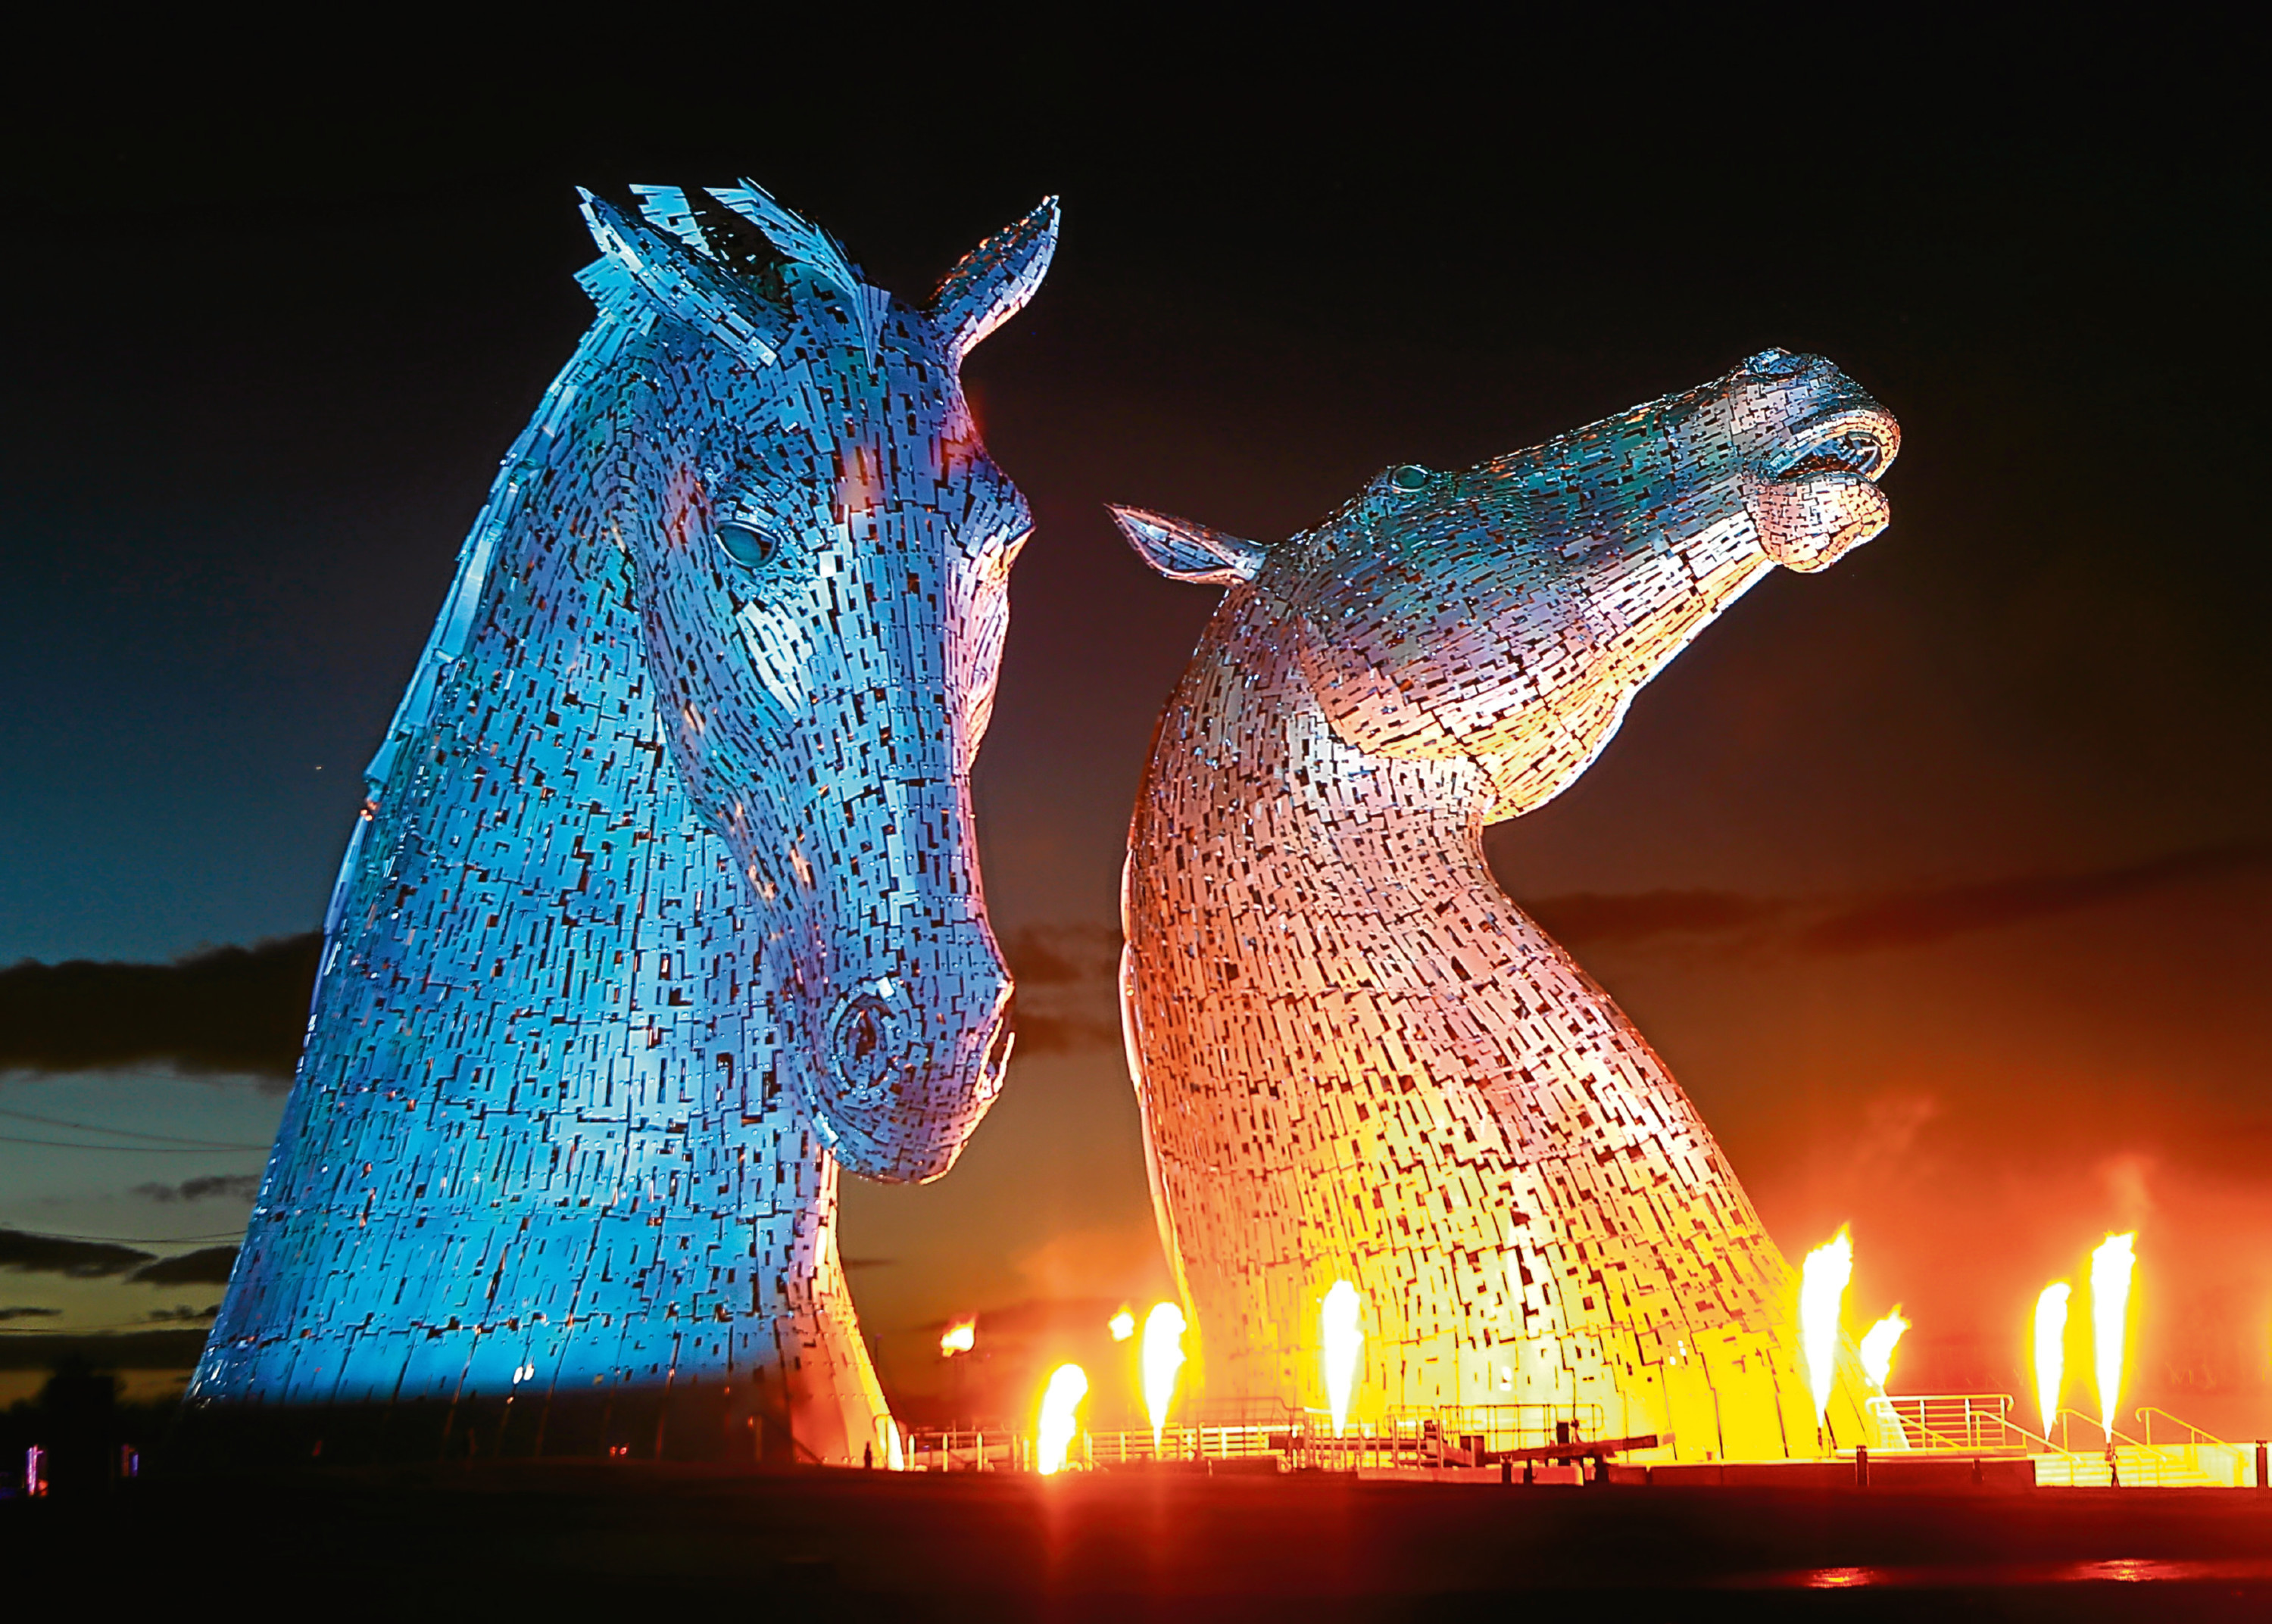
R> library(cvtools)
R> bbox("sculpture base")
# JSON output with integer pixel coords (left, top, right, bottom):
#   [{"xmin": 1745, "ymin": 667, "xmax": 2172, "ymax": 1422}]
[{"xmin": 168, "ymin": 1383, "xmax": 803, "ymax": 1470}]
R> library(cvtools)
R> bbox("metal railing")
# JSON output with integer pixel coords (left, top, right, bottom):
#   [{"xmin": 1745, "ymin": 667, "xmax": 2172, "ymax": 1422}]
[
  {"xmin": 1085, "ymin": 1423, "xmax": 1284, "ymax": 1467},
  {"xmin": 904, "ymin": 1428, "xmax": 1029, "ymax": 1473},
  {"xmin": 2011, "ymin": 1405, "xmax": 2250, "ymax": 1486},
  {"xmin": 1879, "ymin": 1393, "xmax": 2033, "ymax": 1454},
  {"xmin": 919, "ymin": 1401, "xmax": 1612, "ymax": 1475},
  {"xmin": 2136, "ymin": 1405, "xmax": 2231, "ymax": 1451},
  {"xmin": 1871, "ymin": 1394, "xmax": 2109, "ymax": 1482},
  {"xmin": 2131, "ymin": 1407, "xmax": 2252, "ymax": 1487},
  {"xmin": 1868, "ymin": 1392, "xmax": 2237, "ymax": 1485},
  {"xmin": 1378, "ymin": 1402, "xmax": 1609, "ymax": 1468},
  {"xmin": 915, "ymin": 1395, "xmax": 2255, "ymax": 1485},
  {"xmin": 1250, "ymin": 1402, "xmax": 1612, "ymax": 1472},
  {"xmin": 1381, "ymin": 1402, "xmax": 1611, "ymax": 1457},
  {"xmin": 2045, "ymin": 1405, "xmax": 2149, "ymax": 1456}
]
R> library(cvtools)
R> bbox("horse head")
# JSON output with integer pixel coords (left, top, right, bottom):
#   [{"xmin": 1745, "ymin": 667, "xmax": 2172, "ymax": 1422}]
[
  {"xmin": 581, "ymin": 182, "xmax": 1054, "ymax": 1180},
  {"xmin": 1112, "ymin": 348, "xmax": 1896, "ymax": 818}
]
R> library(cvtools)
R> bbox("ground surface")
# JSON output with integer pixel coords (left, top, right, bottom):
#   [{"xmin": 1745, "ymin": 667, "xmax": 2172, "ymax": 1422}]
[{"xmin": 6, "ymin": 1464, "xmax": 2272, "ymax": 1619}]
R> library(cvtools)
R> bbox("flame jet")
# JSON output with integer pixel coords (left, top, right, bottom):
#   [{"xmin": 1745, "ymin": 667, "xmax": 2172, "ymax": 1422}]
[
  {"xmin": 1799, "ymin": 1230, "xmax": 1853, "ymax": 1440},
  {"xmin": 2034, "ymin": 1283, "xmax": 2071, "ymax": 1439},
  {"xmin": 1858, "ymin": 1308, "xmax": 1908, "ymax": 1391},
  {"xmin": 1322, "ymin": 1280, "xmax": 1365, "ymax": 1436},
  {"xmin": 1036, "ymin": 1364, "xmax": 1088, "ymax": 1476},
  {"xmin": 1142, "ymin": 1302, "xmax": 1187, "ymax": 1448},
  {"xmin": 2092, "ymin": 1234, "xmax": 2136, "ymax": 1440}
]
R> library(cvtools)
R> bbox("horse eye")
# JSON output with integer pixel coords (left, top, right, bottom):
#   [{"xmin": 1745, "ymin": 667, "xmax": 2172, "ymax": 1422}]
[
  {"xmin": 716, "ymin": 522, "xmax": 780, "ymax": 569},
  {"xmin": 1390, "ymin": 465, "xmax": 1431, "ymax": 492}
]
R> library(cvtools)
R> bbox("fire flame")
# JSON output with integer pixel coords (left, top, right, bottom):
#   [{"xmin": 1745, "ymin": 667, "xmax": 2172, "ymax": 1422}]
[
  {"xmin": 1798, "ymin": 1227, "xmax": 1852, "ymax": 1434},
  {"xmin": 1322, "ymin": 1280, "xmax": 1364, "ymax": 1436},
  {"xmin": 1108, "ymin": 1305, "xmax": 1136, "ymax": 1342},
  {"xmin": 2091, "ymin": 1233, "xmax": 2136, "ymax": 1439},
  {"xmin": 1141, "ymin": 1301, "xmax": 1187, "ymax": 1447},
  {"xmin": 940, "ymin": 1317, "xmax": 975, "ymax": 1357},
  {"xmin": 1858, "ymin": 1307, "xmax": 1908, "ymax": 1391},
  {"xmin": 1035, "ymin": 1362, "xmax": 1088, "ymax": 1476},
  {"xmin": 2033, "ymin": 1282, "xmax": 2070, "ymax": 1438}
]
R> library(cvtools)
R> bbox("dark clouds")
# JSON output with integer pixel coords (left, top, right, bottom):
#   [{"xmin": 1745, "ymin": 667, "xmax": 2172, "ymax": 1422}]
[
  {"xmin": 1010, "ymin": 1012, "xmax": 1125, "ymax": 1057},
  {"xmin": 878, "ymin": 841, "xmax": 2272, "ymax": 1072},
  {"xmin": 0, "ymin": 1229, "xmax": 238, "ymax": 1285},
  {"xmin": 1, "ymin": 848, "xmax": 2253, "ymax": 1082},
  {"xmin": 133, "ymin": 1174, "xmax": 261, "ymax": 1204},
  {"xmin": 981, "ymin": 847, "xmax": 2272, "ymax": 1055},
  {"xmin": 0, "ymin": 1229, "xmax": 153, "ymax": 1278},
  {"xmin": 129, "ymin": 1248, "xmax": 239, "ymax": 1286},
  {"xmin": 1520, "ymin": 890, "xmax": 1792, "ymax": 949},
  {"xmin": 1519, "ymin": 841, "xmax": 2272, "ymax": 956},
  {"xmin": 1794, "ymin": 841, "xmax": 2272, "ymax": 954},
  {"xmin": 1000, "ymin": 924, "xmax": 1121, "ymax": 987},
  {"xmin": 999, "ymin": 925, "xmax": 1124, "ymax": 1055},
  {"xmin": 0, "ymin": 1329, "xmax": 211, "ymax": 1370},
  {"xmin": 0, "ymin": 1306, "xmax": 61, "ymax": 1321},
  {"xmin": 0, "ymin": 934, "xmax": 317, "ymax": 1080},
  {"xmin": 0, "ymin": 924, "xmax": 1135, "ymax": 1070},
  {"xmin": 0, "ymin": 922, "xmax": 1134, "ymax": 1073},
  {"xmin": 1010, "ymin": 846, "xmax": 2270, "ymax": 982}
]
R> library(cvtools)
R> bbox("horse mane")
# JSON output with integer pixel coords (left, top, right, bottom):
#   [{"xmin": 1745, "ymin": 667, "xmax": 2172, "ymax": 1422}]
[
  {"xmin": 357, "ymin": 280, "xmax": 644, "ymax": 809},
  {"xmin": 629, "ymin": 181, "xmax": 890, "ymax": 366},
  {"xmin": 364, "ymin": 178, "xmax": 864, "ymax": 810}
]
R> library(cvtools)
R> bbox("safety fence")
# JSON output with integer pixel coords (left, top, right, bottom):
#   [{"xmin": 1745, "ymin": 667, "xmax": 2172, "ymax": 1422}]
[
  {"xmin": 911, "ymin": 1395, "xmax": 2261, "ymax": 1485},
  {"xmin": 1880, "ymin": 1392, "xmax": 2030, "ymax": 1454},
  {"xmin": 1878, "ymin": 1394, "xmax": 2261, "ymax": 1488},
  {"xmin": 910, "ymin": 1401, "xmax": 1611, "ymax": 1474}
]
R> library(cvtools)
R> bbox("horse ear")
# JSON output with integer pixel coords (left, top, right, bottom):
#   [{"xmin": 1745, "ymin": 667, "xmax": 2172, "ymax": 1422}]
[
  {"xmin": 929, "ymin": 197, "xmax": 1060, "ymax": 360},
  {"xmin": 1109, "ymin": 505, "xmax": 1267, "ymax": 585},
  {"xmin": 578, "ymin": 189, "xmax": 782, "ymax": 365}
]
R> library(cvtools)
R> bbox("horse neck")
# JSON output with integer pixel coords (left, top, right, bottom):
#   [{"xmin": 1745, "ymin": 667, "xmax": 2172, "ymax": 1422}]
[
  {"xmin": 356, "ymin": 315, "xmax": 721, "ymax": 1002},
  {"xmin": 1139, "ymin": 590, "xmax": 1501, "ymax": 940},
  {"xmin": 367, "ymin": 304, "xmax": 655, "ymax": 796},
  {"xmin": 461, "ymin": 475, "xmax": 644, "ymax": 791}
]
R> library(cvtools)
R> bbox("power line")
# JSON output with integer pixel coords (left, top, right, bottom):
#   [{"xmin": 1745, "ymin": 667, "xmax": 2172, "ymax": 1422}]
[
  {"xmin": 0, "ymin": 1229, "xmax": 244, "ymax": 1244},
  {"xmin": 0, "ymin": 1134, "xmax": 268, "ymax": 1152},
  {"xmin": 0, "ymin": 1106, "xmax": 273, "ymax": 1149},
  {"xmin": 0, "ymin": 1320, "xmax": 214, "ymax": 1336}
]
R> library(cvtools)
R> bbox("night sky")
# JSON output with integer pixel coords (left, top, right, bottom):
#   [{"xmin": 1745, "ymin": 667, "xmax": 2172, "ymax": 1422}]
[{"xmin": 1, "ymin": 29, "xmax": 2263, "ymax": 1431}]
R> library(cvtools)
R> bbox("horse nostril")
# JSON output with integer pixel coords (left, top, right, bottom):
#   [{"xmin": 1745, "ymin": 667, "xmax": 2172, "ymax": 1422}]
[
  {"xmin": 985, "ymin": 998, "xmax": 1016, "ymax": 1075},
  {"xmin": 829, "ymin": 992, "xmax": 903, "ymax": 1105}
]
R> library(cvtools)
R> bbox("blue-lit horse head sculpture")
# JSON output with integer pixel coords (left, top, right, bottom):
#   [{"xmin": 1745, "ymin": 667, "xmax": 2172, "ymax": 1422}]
[
  {"xmin": 191, "ymin": 182, "xmax": 1055, "ymax": 1464},
  {"xmin": 591, "ymin": 184, "xmax": 1035, "ymax": 1178}
]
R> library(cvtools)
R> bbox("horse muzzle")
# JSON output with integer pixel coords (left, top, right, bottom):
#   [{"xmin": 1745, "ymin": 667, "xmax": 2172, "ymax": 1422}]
[
  {"xmin": 1749, "ymin": 404, "xmax": 1901, "ymax": 572},
  {"xmin": 804, "ymin": 954, "xmax": 1014, "ymax": 1183}
]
